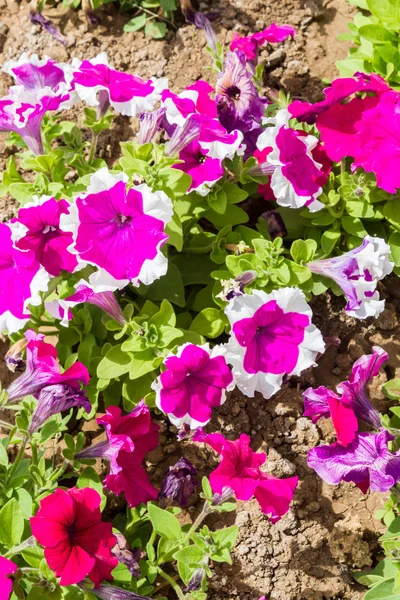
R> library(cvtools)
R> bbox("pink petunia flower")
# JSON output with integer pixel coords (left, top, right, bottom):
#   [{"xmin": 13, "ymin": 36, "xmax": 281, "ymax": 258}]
[
  {"xmin": 153, "ymin": 343, "xmax": 234, "ymax": 429},
  {"xmin": 0, "ymin": 223, "xmax": 49, "ymax": 334},
  {"xmin": 67, "ymin": 53, "xmax": 167, "ymax": 117},
  {"xmin": 194, "ymin": 429, "xmax": 298, "ymax": 522},
  {"xmin": 31, "ymin": 487, "xmax": 117, "ymax": 586},
  {"xmin": 75, "ymin": 403, "xmax": 159, "ymax": 508},
  {"xmin": 231, "ymin": 23, "xmax": 295, "ymax": 62},
  {"xmin": 60, "ymin": 168, "xmax": 173, "ymax": 290},
  {"xmin": 6, "ymin": 329, "xmax": 89, "ymax": 403},
  {"xmin": 307, "ymin": 235, "xmax": 393, "ymax": 319},
  {"xmin": 0, "ymin": 557, "xmax": 18, "ymax": 600},
  {"xmin": 289, "ymin": 72, "xmax": 389, "ymax": 124},
  {"xmin": 304, "ymin": 346, "xmax": 387, "ymax": 447},
  {"xmin": 256, "ymin": 109, "xmax": 326, "ymax": 211},
  {"xmin": 308, "ymin": 430, "xmax": 400, "ymax": 494},
  {"xmin": 222, "ymin": 288, "xmax": 325, "ymax": 399},
  {"xmin": 162, "ymin": 80, "xmax": 217, "ymax": 127},
  {"xmin": 173, "ymin": 140, "xmax": 224, "ymax": 196},
  {"xmin": 10, "ymin": 196, "xmax": 78, "ymax": 277},
  {"xmin": 29, "ymin": 383, "xmax": 91, "ymax": 433}
]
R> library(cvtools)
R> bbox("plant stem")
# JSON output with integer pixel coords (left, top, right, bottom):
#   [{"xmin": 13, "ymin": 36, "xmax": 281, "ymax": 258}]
[
  {"xmin": 139, "ymin": 6, "xmax": 178, "ymax": 30},
  {"xmin": 88, "ymin": 133, "xmax": 98, "ymax": 163},
  {"xmin": 0, "ymin": 419, "xmax": 13, "ymax": 430},
  {"xmin": 6, "ymin": 437, "xmax": 28, "ymax": 485},
  {"xmin": 183, "ymin": 500, "xmax": 212, "ymax": 544},
  {"xmin": 157, "ymin": 567, "xmax": 185, "ymax": 600},
  {"xmin": 340, "ymin": 158, "xmax": 346, "ymax": 185}
]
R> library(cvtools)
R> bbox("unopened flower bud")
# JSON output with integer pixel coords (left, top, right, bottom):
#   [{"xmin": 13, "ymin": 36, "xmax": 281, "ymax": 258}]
[
  {"xmin": 211, "ymin": 486, "xmax": 235, "ymax": 505},
  {"xmin": 5, "ymin": 338, "xmax": 27, "ymax": 373},
  {"xmin": 185, "ymin": 568, "xmax": 206, "ymax": 592},
  {"xmin": 159, "ymin": 457, "xmax": 198, "ymax": 507}
]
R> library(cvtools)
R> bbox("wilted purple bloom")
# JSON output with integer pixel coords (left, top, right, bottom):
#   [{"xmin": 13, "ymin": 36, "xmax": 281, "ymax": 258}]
[
  {"xmin": 5, "ymin": 338, "xmax": 27, "ymax": 373},
  {"xmin": 29, "ymin": 384, "xmax": 91, "ymax": 433},
  {"xmin": 30, "ymin": 10, "xmax": 66, "ymax": 46},
  {"xmin": 112, "ymin": 533, "xmax": 142, "ymax": 578},
  {"xmin": 217, "ymin": 271, "xmax": 257, "ymax": 302},
  {"xmin": 307, "ymin": 235, "xmax": 393, "ymax": 319},
  {"xmin": 74, "ymin": 430, "xmax": 134, "ymax": 471},
  {"xmin": 261, "ymin": 211, "xmax": 287, "ymax": 240},
  {"xmin": 185, "ymin": 568, "xmax": 206, "ymax": 592},
  {"xmin": 164, "ymin": 114, "xmax": 203, "ymax": 156},
  {"xmin": 138, "ymin": 108, "xmax": 166, "ymax": 145},
  {"xmin": 78, "ymin": 583, "xmax": 150, "ymax": 600},
  {"xmin": 159, "ymin": 457, "xmax": 198, "ymax": 506},
  {"xmin": 308, "ymin": 430, "xmax": 400, "ymax": 493},
  {"xmin": 211, "ymin": 486, "xmax": 235, "ymax": 505},
  {"xmin": 216, "ymin": 51, "xmax": 265, "ymax": 133},
  {"xmin": 194, "ymin": 13, "xmax": 218, "ymax": 54}
]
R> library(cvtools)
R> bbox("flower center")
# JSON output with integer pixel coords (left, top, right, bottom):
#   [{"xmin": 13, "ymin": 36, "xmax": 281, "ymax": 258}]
[
  {"xmin": 42, "ymin": 225, "xmax": 57, "ymax": 234},
  {"xmin": 227, "ymin": 85, "xmax": 241, "ymax": 101},
  {"xmin": 116, "ymin": 214, "xmax": 132, "ymax": 227},
  {"xmin": 197, "ymin": 153, "xmax": 207, "ymax": 164}
]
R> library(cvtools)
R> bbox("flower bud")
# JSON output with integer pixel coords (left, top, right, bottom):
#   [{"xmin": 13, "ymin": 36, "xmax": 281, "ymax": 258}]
[
  {"xmin": 159, "ymin": 457, "xmax": 198, "ymax": 506},
  {"xmin": 185, "ymin": 568, "xmax": 206, "ymax": 592},
  {"xmin": 211, "ymin": 486, "xmax": 235, "ymax": 505}
]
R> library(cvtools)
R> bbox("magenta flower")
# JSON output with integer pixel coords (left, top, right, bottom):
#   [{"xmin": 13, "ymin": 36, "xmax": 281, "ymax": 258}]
[
  {"xmin": 308, "ymin": 430, "xmax": 400, "ymax": 494},
  {"xmin": 75, "ymin": 403, "xmax": 159, "ymax": 507},
  {"xmin": 29, "ymin": 384, "xmax": 91, "ymax": 433},
  {"xmin": 352, "ymin": 91, "xmax": 400, "ymax": 193},
  {"xmin": 231, "ymin": 23, "xmax": 295, "ymax": 62},
  {"xmin": 67, "ymin": 53, "xmax": 167, "ymax": 117},
  {"xmin": 194, "ymin": 429, "xmax": 298, "ymax": 522},
  {"xmin": 10, "ymin": 196, "xmax": 78, "ymax": 277},
  {"xmin": 289, "ymin": 72, "xmax": 388, "ymax": 124},
  {"xmin": 153, "ymin": 344, "xmax": 233, "ymax": 429},
  {"xmin": 57, "ymin": 280, "xmax": 126, "ymax": 327},
  {"xmin": 256, "ymin": 109, "xmax": 326, "ymax": 211},
  {"xmin": 216, "ymin": 51, "xmax": 265, "ymax": 133},
  {"xmin": 307, "ymin": 235, "xmax": 393, "ymax": 319},
  {"xmin": 223, "ymin": 288, "xmax": 325, "ymax": 399},
  {"xmin": 6, "ymin": 330, "xmax": 89, "ymax": 403},
  {"xmin": 162, "ymin": 80, "xmax": 217, "ymax": 128},
  {"xmin": 3, "ymin": 53, "xmax": 68, "ymax": 97},
  {"xmin": 0, "ymin": 557, "xmax": 18, "ymax": 600},
  {"xmin": 173, "ymin": 140, "xmax": 224, "ymax": 196},
  {"xmin": 60, "ymin": 168, "xmax": 173, "ymax": 289},
  {"xmin": 0, "ymin": 223, "xmax": 49, "ymax": 334},
  {"xmin": 304, "ymin": 346, "xmax": 387, "ymax": 445},
  {"xmin": 31, "ymin": 487, "xmax": 117, "ymax": 586}
]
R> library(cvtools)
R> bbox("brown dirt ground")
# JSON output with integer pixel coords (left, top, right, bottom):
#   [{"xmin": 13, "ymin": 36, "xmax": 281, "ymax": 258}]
[{"xmin": 1, "ymin": 1, "xmax": 395, "ymax": 599}]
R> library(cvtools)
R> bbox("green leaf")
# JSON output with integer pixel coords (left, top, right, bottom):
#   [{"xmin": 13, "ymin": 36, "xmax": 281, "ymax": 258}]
[
  {"xmin": 172, "ymin": 255, "xmax": 213, "ymax": 285},
  {"xmin": 160, "ymin": 0, "xmax": 176, "ymax": 11},
  {"xmin": 359, "ymin": 24, "xmax": 397, "ymax": 42},
  {"xmin": 148, "ymin": 504, "xmax": 182, "ymax": 541},
  {"xmin": 190, "ymin": 308, "xmax": 226, "ymax": 338},
  {"xmin": 389, "ymin": 232, "xmax": 400, "ymax": 266},
  {"xmin": 383, "ymin": 379, "xmax": 400, "ymax": 400},
  {"xmin": 290, "ymin": 239, "xmax": 317, "ymax": 264},
  {"xmin": 129, "ymin": 349, "xmax": 158, "ymax": 380},
  {"xmin": 354, "ymin": 558, "xmax": 399, "ymax": 587},
  {"xmin": 97, "ymin": 344, "xmax": 131, "ymax": 379},
  {"xmin": 174, "ymin": 545, "xmax": 204, "ymax": 564},
  {"xmin": 364, "ymin": 579, "xmax": 400, "ymax": 599},
  {"xmin": 166, "ymin": 213, "xmax": 184, "ymax": 251},
  {"xmin": 150, "ymin": 299, "xmax": 175, "ymax": 327},
  {"xmin": 212, "ymin": 525, "xmax": 239, "ymax": 551},
  {"xmin": 341, "ymin": 216, "xmax": 367, "ymax": 238},
  {"xmin": 141, "ymin": 263, "xmax": 186, "ymax": 307},
  {"xmin": 145, "ymin": 21, "xmax": 167, "ymax": 39},
  {"xmin": 124, "ymin": 13, "xmax": 147, "ymax": 31},
  {"xmin": 367, "ymin": 0, "xmax": 400, "ymax": 30},
  {"xmin": 208, "ymin": 189, "xmax": 227, "ymax": 214},
  {"xmin": 201, "ymin": 476, "xmax": 212, "ymax": 498},
  {"xmin": 0, "ymin": 498, "xmax": 24, "ymax": 547},
  {"xmin": 321, "ymin": 230, "xmax": 341, "ymax": 255},
  {"xmin": 16, "ymin": 488, "xmax": 33, "ymax": 519},
  {"xmin": 0, "ymin": 443, "xmax": 9, "ymax": 467},
  {"xmin": 224, "ymin": 182, "xmax": 248, "ymax": 204}
]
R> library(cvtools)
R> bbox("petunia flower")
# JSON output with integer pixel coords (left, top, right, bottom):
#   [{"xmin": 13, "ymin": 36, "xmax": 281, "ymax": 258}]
[
  {"xmin": 29, "ymin": 383, "xmax": 91, "ymax": 433},
  {"xmin": 153, "ymin": 343, "xmax": 234, "ymax": 429},
  {"xmin": 256, "ymin": 109, "xmax": 326, "ymax": 211},
  {"xmin": 112, "ymin": 534, "xmax": 141, "ymax": 578},
  {"xmin": 6, "ymin": 330, "xmax": 89, "ymax": 403},
  {"xmin": 173, "ymin": 140, "xmax": 224, "ymax": 196},
  {"xmin": 222, "ymin": 288, "xmax": 325, "ymax": 399},
  {"xmin": 304, "ymin": 346, "xmax": 387, "ymax": 445},
  {"xmin": 0, "ymin": 557, "xmax": 18, "ymax": 600},
  {"xmin": 56, "ymin": 279, "xmax": 126, "ymax": 327},
  {"xmin": 307, "ymin": 430, "xmax": 400, "ymax": 493},
  {"xmin": 162, "ymin": 80, "xmax": 217, "ymax": 128},
  {"xmin": 75, "ymin": 403, "xmax": 159, "ymax": 508},
  {"xmin": 9, "ymin": 196, "xmax": 78, "ymax": 277},
  {"xmin": 216, "ymin": 51, "xmax": 265, "ymax": 133},
  {"xmin": 30, "ymin": 487, "xmax": 117, "ymax": 586},
  {"xmin": 307, "ymin": 235, "xmax": 393, "ymax": 319},
  {"xmin": 194, "ymin": 429, "xmax": 298, "ymax": 522},
  {"xmin": 159, "ymin": 457, "xmax": 198, "ymax": 507},
  {"xmin": 137, "ymin": 107, "xmax": 166, "ymax": 145},
  {"xmin": 60, "ymin": 168, "xmax": 173, "ymax": 290},
  {"xmin": 0, "ymin": 223, "xmax": 49, "ymax": 334},
  {"xmin": 67, "ymin": 53, "xmax": 167, "ymax": 117},
  {"xmin": 231, "ymin": 23, "xmax": 295, "ymax": 62},
  {"xmin": 289, "ymin": 72, "xmax": 389, "ymax": 124},
  {"xmin": 194, "ymin": 13, "xmax": 218, "ymax": 54}
]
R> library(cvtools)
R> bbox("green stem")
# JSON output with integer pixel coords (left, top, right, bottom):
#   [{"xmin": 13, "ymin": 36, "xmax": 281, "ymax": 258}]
[
  {"xmin": 6, "ymin": 437, "xmax": 28, "ymax": 486},
  {"xmin": 157, "ymin": 568, "xmax": 185, "ymax": 600},
  {"xmin": 340, "ymin": 158, "xmax": 346, "ymax": 185},
  {"xmin": 30, "ymin": 440, "xmax": 38, "ymax": 467},
  {"xmin": 0, "ymin": 419, "xmax": 13, "ymax": 430},
  {"xmin": 47, "ymin": 460, "xmax": 69, "ymax": 484},
  {"xmin": 183, "ymin": 500, "xmax": 212, "ymax": 544},
  {"xmin": 139, "ymin": 6, "xmax": 177, "ymax": 30},
  {"xmin": 88, "ymin": 133, "xmax": 99, "ymax": 163}
]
